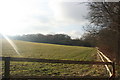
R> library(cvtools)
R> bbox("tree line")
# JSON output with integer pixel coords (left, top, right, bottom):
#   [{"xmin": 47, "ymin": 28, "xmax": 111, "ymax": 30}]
[{"xmin": 10, "ymin": 33, "xmax": 95, "ymax": 47}]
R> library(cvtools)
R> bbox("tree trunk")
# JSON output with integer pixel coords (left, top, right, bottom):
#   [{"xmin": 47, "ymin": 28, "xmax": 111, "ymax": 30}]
[
  {"xmin": 116, "ymin": 2, "xmax": 120, "ymax": 64},
  {"xmin": 116, "ymin": 26, "xmax": 120, "ymax": 64}
]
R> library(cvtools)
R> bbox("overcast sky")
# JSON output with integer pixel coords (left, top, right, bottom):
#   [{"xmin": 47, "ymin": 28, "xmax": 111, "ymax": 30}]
[{"xmin": 0, "ymin": 0, "xmax": 89, "ymax": 39}]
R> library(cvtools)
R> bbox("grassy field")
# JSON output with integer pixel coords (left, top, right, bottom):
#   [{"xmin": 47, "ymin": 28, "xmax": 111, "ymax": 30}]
[{"xmin": 1, "ymin": 39, "xmax": 108, "ymax": 77}]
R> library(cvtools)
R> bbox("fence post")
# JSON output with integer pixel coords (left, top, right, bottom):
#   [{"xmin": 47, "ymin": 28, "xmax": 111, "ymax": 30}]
[
  {"xmin": 4, "ymin": 57, "xmax": 10, "ymax": 79},
  {"xmin": 111, "ymin": 62, "xmax": 115, "ymax": 78}
]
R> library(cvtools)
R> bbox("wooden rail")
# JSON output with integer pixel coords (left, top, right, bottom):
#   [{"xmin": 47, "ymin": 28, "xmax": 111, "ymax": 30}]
[
  {"xmin": 97, "ymin": 48, "xmax": 116, "ymax": 78},
  {"xmin": 0, "ymin": 57, "xmax": 115, "ymax": 79},
  {"xmin": 97, "ymin": 50, "xmax": 112, "ymax": 76}
]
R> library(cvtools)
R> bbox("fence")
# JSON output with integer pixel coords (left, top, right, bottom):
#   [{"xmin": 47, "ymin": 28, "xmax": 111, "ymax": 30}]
[
  {"xmin": 0, "ymin": 57, "xmax": 116, "ymax": 80},
  {"xmin": 97, "ymin": 48, "xmax": 113, "ymax": 77}
]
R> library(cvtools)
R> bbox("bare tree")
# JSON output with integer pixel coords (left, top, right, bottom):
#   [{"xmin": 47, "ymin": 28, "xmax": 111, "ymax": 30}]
[{"xmin": 87, "ymin": 2, "xmax": 120, "ymax": 64}]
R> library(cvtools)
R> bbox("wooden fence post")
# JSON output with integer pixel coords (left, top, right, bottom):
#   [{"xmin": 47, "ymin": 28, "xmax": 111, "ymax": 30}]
[
  {"xmin": 4, "ymin": 57, "xmax": 10, "ymax": 79},
  {"xmin": 111, "ymin": 62, "xmax": 115, "ymax": 78}
]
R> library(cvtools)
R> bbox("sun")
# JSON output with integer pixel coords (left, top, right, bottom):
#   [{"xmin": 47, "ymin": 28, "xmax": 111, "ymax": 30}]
[
  {"xmin": 0, "ymin": 15, "xmax": 23, "ymax": 35},
  {"xmin": 0, "ymin": 26, "xmax": 17, "ymax": 35},
  {"xmin": 0, "ymin": 0, "xmax": 28, "ymax": 36}
]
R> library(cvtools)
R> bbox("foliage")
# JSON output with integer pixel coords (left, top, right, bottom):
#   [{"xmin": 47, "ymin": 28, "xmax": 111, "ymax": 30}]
[{"xmin": 10, "ymin": 33, "xmax": 94, "ymax": 47}]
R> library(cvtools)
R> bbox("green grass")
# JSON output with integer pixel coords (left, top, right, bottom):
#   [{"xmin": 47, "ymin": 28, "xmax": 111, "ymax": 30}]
[
  {"xmin": 1, "ymin": 39, "xmax": 108, "ymax": 77},
  {"xmin": 2, "ymin": 39, "xmax": 97, "ymax": 61}
]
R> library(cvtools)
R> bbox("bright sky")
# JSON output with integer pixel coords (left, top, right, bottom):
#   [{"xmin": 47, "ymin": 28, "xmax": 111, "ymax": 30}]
[{"xmin": 0, "ymin": 0, "xmax": 89, "ymax": 39}]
